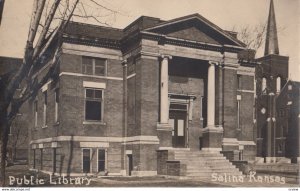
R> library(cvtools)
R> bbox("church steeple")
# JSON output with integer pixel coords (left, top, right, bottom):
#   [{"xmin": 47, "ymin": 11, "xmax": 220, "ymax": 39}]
[{"xmin": 264, "ymin": 0, "xmax": 279, "ymax": 56}]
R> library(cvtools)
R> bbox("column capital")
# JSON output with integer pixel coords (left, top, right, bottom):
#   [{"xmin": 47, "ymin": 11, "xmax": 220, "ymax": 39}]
[
  {"xmin": 208, "ymin": 61, "xmax": 218, "ymax": 65},
  {"xmin": 209, "ymin": 61, "xmax": 223, "ymax": 66},
  {"xmin": 161, "ymin": 54, "xmax": 172, "ymax": 60},
  {"xmin": 121, "ymin": 59, "xmax": 127, "ymax": 66}
]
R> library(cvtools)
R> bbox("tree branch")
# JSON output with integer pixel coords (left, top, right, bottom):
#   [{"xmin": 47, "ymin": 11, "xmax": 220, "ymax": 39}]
[
  {"xmin": 28, "ymin": 0, "xmax": 46, "ymax": 44},
  {"xmin": 8, "ymin": 48, "xmax": 61, "ymax": 124},
  {"xmin": 32, "ymin": 0, "xmax": 61, "ymax": 60}
]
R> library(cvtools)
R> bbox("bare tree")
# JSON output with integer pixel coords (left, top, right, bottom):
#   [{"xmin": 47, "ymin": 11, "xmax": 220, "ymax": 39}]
[
  {"xmin": 9, "ymin": 114, "xmax": 29, "ymax": 162},
  {"xmin": 230, "ymin": 22, "xmax": 267, "ymax": 55},
  {"xmin": 0, "ymin": 0, "xmax": 120, "ymax": 186}
]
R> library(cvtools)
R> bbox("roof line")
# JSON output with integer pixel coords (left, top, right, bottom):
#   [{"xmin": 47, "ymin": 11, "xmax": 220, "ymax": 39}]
[
  {"xmin": 144, "ymin": 13, "xmax": 245, "ymax": 47},
  {"xmin": 68, "ymin": 21, "xmax": 122, "ymax": 31}
]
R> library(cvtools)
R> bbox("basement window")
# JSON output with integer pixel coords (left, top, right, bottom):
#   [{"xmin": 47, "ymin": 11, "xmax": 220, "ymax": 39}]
[
  {"xmin": 98, "ymin": 149, "xmax": 106, "ymax": 172},
  {"xmin": 82, "ymin": 149, "xmax": 91, "ymax": 173}
]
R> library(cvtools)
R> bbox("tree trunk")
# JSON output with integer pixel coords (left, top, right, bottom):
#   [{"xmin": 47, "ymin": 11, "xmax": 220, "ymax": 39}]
[{"xmin": 0, "ymin": 109, "xmax": 9, "ymax": 186}]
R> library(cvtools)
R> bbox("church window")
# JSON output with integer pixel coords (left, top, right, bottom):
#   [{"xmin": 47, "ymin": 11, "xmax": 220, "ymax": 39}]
[
  {"xmin": 276, "ymin": 76, "xmax": 281, "ymax": 93},
  {"xmin": 262, "ymin": 77, "xmax": 267, "ymax": 93}
]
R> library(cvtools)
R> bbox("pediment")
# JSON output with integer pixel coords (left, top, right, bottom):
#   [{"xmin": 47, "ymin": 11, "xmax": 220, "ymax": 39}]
[{"xmin": 144, "ymin": 14, "xmax": 245, "ymax": 47}]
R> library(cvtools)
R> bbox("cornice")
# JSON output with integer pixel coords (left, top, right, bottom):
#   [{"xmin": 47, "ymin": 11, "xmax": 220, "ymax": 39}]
[{"xmin": 63, "ymin": 35, "xmax": 120, "ymax": 50}]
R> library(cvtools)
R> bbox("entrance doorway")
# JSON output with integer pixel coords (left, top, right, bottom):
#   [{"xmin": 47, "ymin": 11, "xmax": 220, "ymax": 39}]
[{"xmin": 169, "ymin": 104, "xmax": 187, "ymax": 148}]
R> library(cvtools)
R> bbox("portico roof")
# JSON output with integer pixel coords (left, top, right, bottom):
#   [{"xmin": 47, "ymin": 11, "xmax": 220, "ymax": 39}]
[{"xmin": 144, "ymin": 13, "xmax": 246, "ymax": 47}]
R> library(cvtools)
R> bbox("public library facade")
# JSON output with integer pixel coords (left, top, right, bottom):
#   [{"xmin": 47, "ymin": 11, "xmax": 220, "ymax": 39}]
[{"xmin": 28, "ymin": 13, "xmax": 258, "ymax": 176}]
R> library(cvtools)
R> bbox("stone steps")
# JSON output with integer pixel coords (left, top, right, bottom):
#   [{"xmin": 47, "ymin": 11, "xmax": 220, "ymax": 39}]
[
  {"xmin": 171, "ymin": 150, "xmax": 242, "ymax": 179},
  {"xmin": 186, "ymin": 165, "xmax": 237, "ymax": 170},
  {"xmin": 175, "ymin": 156, "xmax": 226, "ymax": 160}
]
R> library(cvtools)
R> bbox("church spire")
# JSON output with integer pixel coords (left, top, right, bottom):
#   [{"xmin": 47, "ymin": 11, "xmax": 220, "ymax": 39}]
[{"xmin": 264, "ymin": 0, "xmax": 279, "ymax": 55}]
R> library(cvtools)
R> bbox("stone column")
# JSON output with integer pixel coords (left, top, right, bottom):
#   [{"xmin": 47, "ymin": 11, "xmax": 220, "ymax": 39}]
[
  {"xmin": 207, "ymin": 62, "xmax": 216, "ymax": 127},
  {"xmin": 157, "ymin": 55, "xmax": 172, "ymax": 148},
  {"xmin": 160, "ymin": 55, "xmax": 171, "ymax": 124},
  {"xmin": 202, "ymin": 61, "xmax": 223, "ymax": 151},
  {"xmin": 121, "ymin": 59, "xmax": 127, "ymax": 176}
]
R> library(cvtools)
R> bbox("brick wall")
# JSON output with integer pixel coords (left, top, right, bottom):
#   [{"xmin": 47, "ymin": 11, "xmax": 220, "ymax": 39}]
[
  {"xmin": 137, "ymin": 56, "xmax": 160, "ymax": 136},
  {"xmin": 223, "ymin": 67, "xmax": 238, "ymax": 138}
]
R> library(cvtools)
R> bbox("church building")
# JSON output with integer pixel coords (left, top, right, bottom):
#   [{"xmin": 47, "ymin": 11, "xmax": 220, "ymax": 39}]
[{"xmin": 255, "ymin": 0, "xmax": 300, "ymax": 164}]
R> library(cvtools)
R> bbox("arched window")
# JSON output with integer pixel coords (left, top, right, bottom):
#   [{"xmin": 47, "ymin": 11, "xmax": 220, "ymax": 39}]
[
  {"xmin": 276, "ymin": 76, "xmax": 281, "ymax": 93},
  {"xmin": 262, "ymin": 77, "xmax": 267, "ymax": 93}
]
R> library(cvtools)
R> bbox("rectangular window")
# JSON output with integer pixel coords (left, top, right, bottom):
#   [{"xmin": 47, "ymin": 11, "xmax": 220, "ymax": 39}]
[
  {"xmin": 169, "ymin": 119, "xmax": 175, "ymax": 136},
  {"xmin": 95, "ymin": 59, "xmax": 106, "ymax": 76},
  {"xmin": 34, "ymin": 100, "xmax": 38, "ymax": 127},
  {"xmin": 237, "ymin": 75, "xmax": 242, "ymax": 89},
  {"xmin": 200, "ymin": 96, "xmax": 204, "ymax": 120},
  {"xmin": 40, "ymin": 149, "xmax": 43, "ymax": 170},
  {"xmin": 55, "ymin": 89, "xmax": 59, "ymax": 122},
  {"xmin": 177, "ymin": 119, "xmax": 184, "ymax": 136},
  {"xmin": 85, "ymin": 88, "xmax": 103, "ymax": 121},
  {"xmin": 237, "ymin": 100, "xmax": 241, "ymax": 129},
  {"xmin": 43, "ymin": 91, "xmax": 47, "ymax": 127},
  {"xmin": 53, "ymin": 148, "xmax": 56, "ymax": 173},
  {"xmin": 33, "ymin": 149, "xmax": 36, "ymax": 169},
  {"xmin": 82, "ymin": 56, "xmax": 106, "ymax": 76},
  {"xmin": 98, "ymin": 149, "xmax": 106, "ymax": 172},
  {"xmin": 82, "ymin": 149, "xmax": 91, "ymax": 173}
]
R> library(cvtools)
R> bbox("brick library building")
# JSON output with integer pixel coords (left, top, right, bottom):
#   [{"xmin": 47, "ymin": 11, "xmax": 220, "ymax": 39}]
[{"xmin": 27, "ymin": 0, "xmax": 299, "ymax": 177}]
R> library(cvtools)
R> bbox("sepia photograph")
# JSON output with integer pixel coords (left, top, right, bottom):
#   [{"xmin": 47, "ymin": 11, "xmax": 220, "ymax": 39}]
[{"xmin": 0, "ymin": 0, "xmax": 299, "ymax": 189}]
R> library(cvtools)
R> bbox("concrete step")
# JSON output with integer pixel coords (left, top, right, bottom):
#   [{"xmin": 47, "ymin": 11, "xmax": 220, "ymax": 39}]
[
  {"xmin": 168, "ymin": 150, "xmax": 242, "ymax": 178},
  {"xmin": 186, "ymin": 169, "xmax": 240, "ymax": 174},
  {"xmin": 174, "ymin": 156, "xmax": 226, "ymax": 160},
  {"xmin": 180, "ymin": 160, "xmax": 232, "ymax": 166},
  {"xmin": 181, "ymin": 163, "xmax": 233, "ymax": 168},
  {"xmin": 174, "ymin": 154, "xmax": 226, "ymax": 158},
  {"xmin": 174, "ymin": 151, "xmax": 222, "ymax": 155},
  {"xmin": 186, "ymin": 167, "xmax": 240, "ymax": 172},
  {"xmin": 186, "ymin": 165, "xmax": 237, "ymax": 170}
]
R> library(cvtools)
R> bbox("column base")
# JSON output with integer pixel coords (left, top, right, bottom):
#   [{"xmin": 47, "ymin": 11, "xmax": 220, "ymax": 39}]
[
  {"xmin": 255, "ymin": 157, "xmax": 265, "ymax": 163},
  {"xmin": 157, "ymin": 123, "xmax": 172, "ymax": 130},
  {"xmin": 120, "ymin": 170, "xmax": 126, "ymax": 176},
  {"xmin": 201, "ymin": 126, "xmax": 223, "ymax": 150},
  {"xmin": 265, "ymin": 157, "xmax": 276, "ymax": 163},
  {"xmin": 157, "ymin": 123, "xmax": 172, "ymax": 147}
]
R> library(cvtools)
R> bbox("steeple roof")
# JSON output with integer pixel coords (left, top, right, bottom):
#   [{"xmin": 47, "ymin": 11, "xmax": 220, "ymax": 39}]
[{"xmin": 264, "ymin": 0, "xmax": 279, "ymax": 55}]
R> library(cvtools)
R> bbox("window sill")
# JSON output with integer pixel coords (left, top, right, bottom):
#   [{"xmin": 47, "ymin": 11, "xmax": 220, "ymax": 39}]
[
  {"xmin": 42, "ymin": 125, "xmax": 48, "ymax": 129},
  {"xmin": 83, "ymin": 121, "xmax": 106, "ymax": 125}
]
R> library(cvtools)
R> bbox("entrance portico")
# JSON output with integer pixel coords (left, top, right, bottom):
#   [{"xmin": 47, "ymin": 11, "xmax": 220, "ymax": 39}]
[{"xmin": 157, "ymin": 54, "xmax": 224, "ymax": 150}]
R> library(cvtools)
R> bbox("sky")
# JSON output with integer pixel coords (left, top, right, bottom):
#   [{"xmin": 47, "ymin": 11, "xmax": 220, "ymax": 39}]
[{"xmin": 0, "ymin": 0, "xmax": 299, "ymax": 81}]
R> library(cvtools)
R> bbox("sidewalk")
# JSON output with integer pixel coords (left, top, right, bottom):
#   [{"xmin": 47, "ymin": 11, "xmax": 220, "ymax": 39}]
[{"xmin": 4, "ymin": 165, "xmax": 299, "ymax": 187}]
